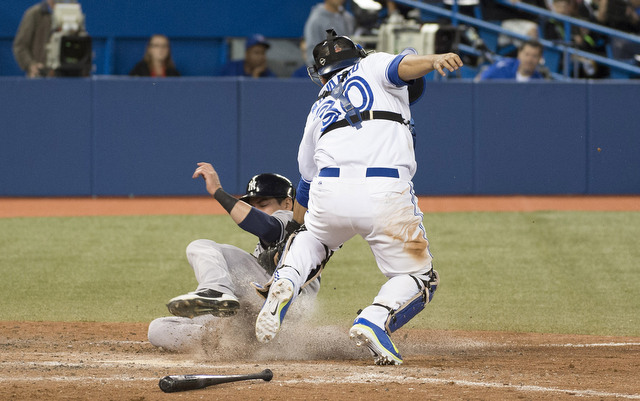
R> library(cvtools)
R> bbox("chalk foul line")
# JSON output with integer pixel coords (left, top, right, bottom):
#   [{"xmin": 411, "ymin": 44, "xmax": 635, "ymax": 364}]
[{"xmin": 0, "ymin": 360, "xmax": 639, "ymax": 399}]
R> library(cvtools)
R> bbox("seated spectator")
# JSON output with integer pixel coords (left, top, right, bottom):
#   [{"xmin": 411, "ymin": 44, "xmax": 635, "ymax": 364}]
[
  {"xmin": 543, "ymin": 0, "xmax": 609, "ymax": 77},
  {"xmin": 596, "ymin": 0, "xmax": 640, "ymax": 32},
  {"xmin": 129, "ymin": 34, "xmax": 180, "ymax": 77},
  {"xmin": 481, "ymin": 0, "xmax": 548, "ymax": 54},
  {"xmin": 478, "ymin": 40, "xmax": 546, "ymax": 80},
  {"xmin": 220, "ymin": 34, "xmax": 276, "ymax": 78},
  {"xmin": 596, "ymin": 0, "xmax": 640, "ymax": 59}
]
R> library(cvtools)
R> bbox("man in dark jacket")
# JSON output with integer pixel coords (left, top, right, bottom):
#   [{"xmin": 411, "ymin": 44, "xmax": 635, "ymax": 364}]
[
  {"xmin": 13, "ymin": 0, "xmax": 55, "ymax": 77},
  {"xmin": 13, "ymin": 0, "xmax": 88, "ymax": 78}
]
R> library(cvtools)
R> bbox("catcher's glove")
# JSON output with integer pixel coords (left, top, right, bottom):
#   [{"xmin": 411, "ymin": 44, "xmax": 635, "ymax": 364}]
[{"xmin": 256, "ymin": 220, "xmax": 303, "ymax": 275}]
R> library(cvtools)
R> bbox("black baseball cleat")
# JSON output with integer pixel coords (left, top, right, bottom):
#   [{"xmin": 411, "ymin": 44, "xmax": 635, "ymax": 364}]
[{"xmin": 166, "ymin": 289, "xmax": 240, "ymax": 318}]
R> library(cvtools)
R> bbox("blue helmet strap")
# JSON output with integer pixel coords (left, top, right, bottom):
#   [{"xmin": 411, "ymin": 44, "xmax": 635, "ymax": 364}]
[{"xmin": 329, "ymin": 71, "xmax": 363, "ymax": 129}]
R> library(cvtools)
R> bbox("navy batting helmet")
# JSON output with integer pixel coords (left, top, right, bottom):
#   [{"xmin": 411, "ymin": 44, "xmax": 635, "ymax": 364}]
[
  {"xmin": 310, "ymin": 29, "xmax": 367, "ymax": 78},
  {"xmin": 239, "ymin": 173, "xmax": 294, "ymax": 202}
]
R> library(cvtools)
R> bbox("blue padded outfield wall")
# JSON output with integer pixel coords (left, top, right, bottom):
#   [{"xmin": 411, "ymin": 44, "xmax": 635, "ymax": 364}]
[{"xmin": 1, "ymin": 78, "xmax": 639, "ymax": 196}]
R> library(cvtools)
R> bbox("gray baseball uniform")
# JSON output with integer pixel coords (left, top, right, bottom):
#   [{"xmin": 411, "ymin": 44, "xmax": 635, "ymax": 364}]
[{"xmin": 148, "ymin": 210, "xmax": 319, "ymax": 351}]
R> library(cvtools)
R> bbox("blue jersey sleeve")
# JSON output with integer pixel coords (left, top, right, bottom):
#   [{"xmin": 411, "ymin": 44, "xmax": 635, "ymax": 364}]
[
  {"xmin": 386, "ymin": 54, "xmax": 409, "ymax": 87},
  {"xmin": 296, "ymin": 178, "xmax": 311, "ymax": 208}
]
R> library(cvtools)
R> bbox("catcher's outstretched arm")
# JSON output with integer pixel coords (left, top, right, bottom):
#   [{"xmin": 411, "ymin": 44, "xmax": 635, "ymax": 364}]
[{"xmin": 398, "ymin": 53, "xmax": 463, "ymax": 79}]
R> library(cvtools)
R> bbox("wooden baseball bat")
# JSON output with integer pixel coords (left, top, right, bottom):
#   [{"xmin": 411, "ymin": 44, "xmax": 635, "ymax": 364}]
[{"xmin": 158, "ymin": 369, "xmax": 273, "ymax": 393}]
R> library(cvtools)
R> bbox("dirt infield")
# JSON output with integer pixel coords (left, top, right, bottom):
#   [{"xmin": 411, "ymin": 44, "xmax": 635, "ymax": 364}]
[
  {"xmin": 1, "ymin": 195, "xmax": 640, "ymax": 217},
  {"xmin": 1, "ymin": 196, "xmax": 639, "ymax": 400},
  {"xmin": 1, "ymin": 321, "xmax": 639, "ymax": 400}
]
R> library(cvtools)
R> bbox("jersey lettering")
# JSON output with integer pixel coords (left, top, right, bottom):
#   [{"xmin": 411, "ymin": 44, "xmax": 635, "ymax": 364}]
[
  {"xmin": 314, "ymin": 63, "xmax": 374, "ymax": 132},
  {"xmin": 343, "ymin": 76, "xmax": 374, "ymax": 113},
  {"xmin": 315, "ymin": 99, "xmax": 341, "ymax": 131}
]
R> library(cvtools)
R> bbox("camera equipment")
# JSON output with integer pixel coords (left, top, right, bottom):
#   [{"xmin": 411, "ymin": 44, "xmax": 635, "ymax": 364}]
[{"xmin": 45, "ymin": 1, "xmax": 92, "ymax": 77}]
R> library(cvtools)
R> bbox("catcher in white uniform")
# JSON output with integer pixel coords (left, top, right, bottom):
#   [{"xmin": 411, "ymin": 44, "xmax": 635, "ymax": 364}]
[
  {"xmin": 255, "ymin": 30, "xmax": 463, "ymax": 365},
  {"xmin": 148, "ymin": 162, "xmax": 319, "ymax": 351}
]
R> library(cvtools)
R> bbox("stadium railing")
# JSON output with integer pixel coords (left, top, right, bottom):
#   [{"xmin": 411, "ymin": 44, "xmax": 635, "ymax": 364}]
[{"xmin": 392, "ymin": 0, "xmax": 640, "ymax": 79}]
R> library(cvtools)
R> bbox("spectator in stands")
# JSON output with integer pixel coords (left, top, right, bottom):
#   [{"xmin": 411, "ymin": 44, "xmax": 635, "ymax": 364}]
[
  {"xmin": 595, "ymin": 0, "xmax": 640, "ymax": 59},
  {"xmin": 543, "ymin": 0, "xmax": 609, "ymax": 77},
  {"xmin": 129, "ymin": 34, "xmax": 180, "ymax": 77},
  {"xmin": 478, "ymin": 40, "xmax": 546, "ymax": 80},
  {"xmin": 13, "ymin": 0, "xmax": 87, "ymax": 78},
  {"xmin": 596, "ymin": 0, "xmax": 640, "ymax": 32},
  {"xmin": 220, "ymin": 34, "xmax": 276, "ymax": 78},
  {"xmin": 575, "ymin": 0, "xmax": 600, "ymax": 21},
  {"xmin": 304, "ymin": 0, "xmax": 355, "ymax": 67},
  {"xmin": 480, "ymin": 0, "xmax": 548, "ymax": 55}
]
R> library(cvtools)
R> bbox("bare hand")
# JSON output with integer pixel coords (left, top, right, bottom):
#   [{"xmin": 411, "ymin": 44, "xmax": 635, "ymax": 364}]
[
  {"xmin": 432, "ymin": 53, "xmax": 464, "ymax": 77},
  {"xmin": 251, "ymin": 64, "xmax": 267, "ymax": 78},
  {"xmin": 28, "ymin": 62, "xmax": 44, "ymax": 78},
  {"xmin": 192, "ymin": 162, "xmax": 222, "ymax": 196}
]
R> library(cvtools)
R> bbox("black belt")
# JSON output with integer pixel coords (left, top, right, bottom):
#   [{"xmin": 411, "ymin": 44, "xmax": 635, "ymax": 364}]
[{"xmin": 320, "ymin": 110, "xmax": 408, "ymax": 138}]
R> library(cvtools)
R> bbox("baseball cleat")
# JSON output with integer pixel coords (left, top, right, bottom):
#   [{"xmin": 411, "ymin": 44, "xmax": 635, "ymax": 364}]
[
  {"xmin": 349, "ymin": 317, "xmax": 403, "ymax": 365},
  {"xmin": 255, "ymin": 278, "xmax": 294, "ymax": 343},
  {"xmin": 166, "ymin": 289, "xmax": 239, "ymax": 318}
]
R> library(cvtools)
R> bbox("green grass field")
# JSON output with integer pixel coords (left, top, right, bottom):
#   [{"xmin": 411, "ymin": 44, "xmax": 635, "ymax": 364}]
[{"xmin": 1, "ymin": 211, "xmax": 638, "ymax": 336}]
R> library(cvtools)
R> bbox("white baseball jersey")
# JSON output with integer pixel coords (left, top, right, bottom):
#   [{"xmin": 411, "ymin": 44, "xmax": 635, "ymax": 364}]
[
  {"xmin": 280, "ymin": 51, "xmax": 432, "ymax": 281},
  {"xmin": 298, "ymin": 52, "xmax": 417, "ymax": 183}
]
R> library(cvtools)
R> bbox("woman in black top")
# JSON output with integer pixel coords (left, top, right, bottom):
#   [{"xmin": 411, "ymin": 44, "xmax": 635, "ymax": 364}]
[{"xmin": 129, "ymin": 34, "xmax": 180, "ymax": 77}]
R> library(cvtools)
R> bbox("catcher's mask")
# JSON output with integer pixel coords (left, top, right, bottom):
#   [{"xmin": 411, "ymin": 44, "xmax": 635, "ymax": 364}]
[
  {"xmin": 307, "ymin": 29, "xmax": 368, "ymax": 85},
  {"xmin": 239, "ymin": 173, "xmax": 294, "ymax": 203}
]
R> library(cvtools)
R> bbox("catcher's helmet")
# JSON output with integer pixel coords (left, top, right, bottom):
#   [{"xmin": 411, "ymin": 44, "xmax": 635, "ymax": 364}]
[
  {"xmin": 239, "ymin": 173, "xmax": 294, "ymax": 202},
  {"xmin": 310, "ymin": 29, "xmax": 367, "ymax": 78}
]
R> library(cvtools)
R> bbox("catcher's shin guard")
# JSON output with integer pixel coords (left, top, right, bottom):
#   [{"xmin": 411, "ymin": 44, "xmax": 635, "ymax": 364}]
[{"xmin": 380, "ymin": 269, "xmax": 439, "ymax": 334}]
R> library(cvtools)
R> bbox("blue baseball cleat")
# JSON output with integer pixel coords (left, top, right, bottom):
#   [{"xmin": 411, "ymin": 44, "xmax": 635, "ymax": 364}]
[
  {"xmin": 349, "ymin": 317, "xmax": 403, "ymax": 365},
  {"xmin": 255, "ymin": 278, "xmax": 294, "ymax": 343}
]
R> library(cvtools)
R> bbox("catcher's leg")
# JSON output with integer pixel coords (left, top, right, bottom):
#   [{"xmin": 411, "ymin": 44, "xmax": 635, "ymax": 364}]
[
  {"xmin": 350, "ymin": 269, "xmax": 439, "ymax": 365},
  {"xmin": 255, "ymin": 231, "xmax": 330, "ymax": 343}
]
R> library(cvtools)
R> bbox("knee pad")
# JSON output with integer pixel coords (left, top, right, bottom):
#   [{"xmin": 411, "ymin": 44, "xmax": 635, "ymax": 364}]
[{"xmin": 379, "ymin": 269, "xmax": 439, "ymax": 334}]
